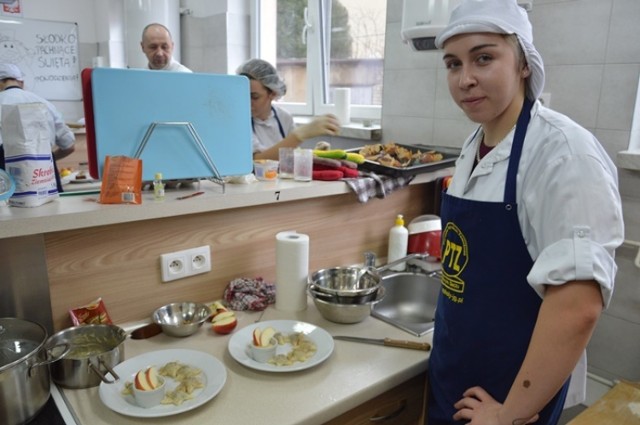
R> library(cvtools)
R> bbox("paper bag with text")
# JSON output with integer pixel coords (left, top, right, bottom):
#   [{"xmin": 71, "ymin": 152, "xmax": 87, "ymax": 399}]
[
  {"xmin": 1, "ymin": 103, "xmax": 58, "ymax": 207},
  {"xmin": 99, "ymin": 155, "xmax": 142, "ymax": 204}
]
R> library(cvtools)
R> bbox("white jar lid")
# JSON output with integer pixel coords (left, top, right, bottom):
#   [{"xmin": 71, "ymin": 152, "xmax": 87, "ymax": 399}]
[{"xmin": 408, "ymin": 214, "xmax": 441, "ymax": 234}]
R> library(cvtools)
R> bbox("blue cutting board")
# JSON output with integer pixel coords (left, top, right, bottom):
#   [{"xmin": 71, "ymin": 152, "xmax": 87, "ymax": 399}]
[{"xmin": 91, "ymin": 68, "xmax": 253, "ymax": 180}]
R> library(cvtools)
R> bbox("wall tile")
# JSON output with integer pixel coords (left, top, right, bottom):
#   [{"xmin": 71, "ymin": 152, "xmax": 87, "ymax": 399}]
[
  {"xmin": 382, "ymin": 68, "xmax": 437, "ymax": 117},
  {"xmin": 386, "ymin": 0, "xmax": 403, "ymax": 24},
  {"xmin": 531, "ymin": 0, "xmax": 611, "ymax": 66},
  {"xmin": 606, "ymin": 0, "xmax": 640, "ymax": 64},
  {"xmin": 595, "ymin": 129, "xmax": 632, "ymax": 163},
  {"xmin": 384, "ymin": 22, "xmax": 440, "ymax": 71},
  {"xmin": 543, "ymin": 64, "xmax": 603, "ymax": 128},
  {"xmin": 597, "ymin": 64, "xmax": 640, "ymax": 131},
  {"xmin": 433, "ymin": 117, "xmax": 477, "ymax": 148},
  {"xmin": 588, "ymin": 313, "xmax": 640, "ymax": 381},
  {"xmin": 381, "ymin": 115, "xmax": 434, "ymax": 144}
]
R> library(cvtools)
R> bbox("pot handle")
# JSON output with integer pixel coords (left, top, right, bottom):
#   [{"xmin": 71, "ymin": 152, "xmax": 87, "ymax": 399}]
[
  {"xmin": 90, "ymin": 358, "xmax": 120, "ymax": 384},
  {"xmin": 29, "ymin": 343, "xmax": 71, "ymax": 377}
]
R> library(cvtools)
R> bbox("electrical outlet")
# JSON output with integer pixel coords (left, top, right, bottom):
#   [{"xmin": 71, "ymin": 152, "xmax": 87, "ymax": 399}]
[{"xmin": 160, "ymin": 245, "xmax": 212, "ymax": 282}]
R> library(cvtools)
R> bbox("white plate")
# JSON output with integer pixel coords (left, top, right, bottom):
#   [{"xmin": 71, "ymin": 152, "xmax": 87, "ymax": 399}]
[
  {"xmin": 98, "ymin": 349, "xmax": 226, "ymax": 418},
  {"xmin": 228, "ymin": 320, "xmax": 334, "ymax": 372}
]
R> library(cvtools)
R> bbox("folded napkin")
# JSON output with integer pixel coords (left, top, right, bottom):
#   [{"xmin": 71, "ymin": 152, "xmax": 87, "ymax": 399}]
[
  {"xmin": 344, "ymin": 172, "xmax": 415, "ymax": 203},
  {"xmin": 223, "ymin": 277, "xmax": 276, "ymax": 311}
]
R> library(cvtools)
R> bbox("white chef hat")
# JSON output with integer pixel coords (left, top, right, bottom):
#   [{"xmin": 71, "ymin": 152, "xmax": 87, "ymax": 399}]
[
  {"xmin": 435, "ymin": 0, "xmax": 545, "ymax": 101},
  {"xmin": 0, "ymin": 63, "xmax": 25, "ymax": 81}
]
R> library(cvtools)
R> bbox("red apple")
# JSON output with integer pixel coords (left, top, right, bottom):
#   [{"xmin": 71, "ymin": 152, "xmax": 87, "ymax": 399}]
[{"xmin": 212, "ymin": 311, "xmax": 237, "ymax": 334}]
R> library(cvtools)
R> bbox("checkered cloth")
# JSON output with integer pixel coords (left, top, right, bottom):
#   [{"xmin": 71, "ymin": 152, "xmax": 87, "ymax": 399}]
[
  {"xmin": 344, "ymin": 172, "xmax": 415, "ymax": 203},
  {"xmin": 223, "ymin": 277, "xmax": 276, "ymax": 311}
]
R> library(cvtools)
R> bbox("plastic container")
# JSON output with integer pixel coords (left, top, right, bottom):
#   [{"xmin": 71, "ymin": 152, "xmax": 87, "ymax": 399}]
[
  {"xmin": 407, "ymin": 214, "xmax": 442, "ymax": 259},
  {"xmin": 387, "ymin": 214, "xmax": 408, "ymax": 271},
  {"xmin": 253, "ymin": 160, "xmax": 279, "ymax": 181},
  {"xmin": 153, "ymin": 172, "xmax": 165, "ymax": 202}
]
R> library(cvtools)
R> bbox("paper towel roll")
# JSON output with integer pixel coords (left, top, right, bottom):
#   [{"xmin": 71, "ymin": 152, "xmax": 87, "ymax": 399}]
[
  {"xmin": 275, "ymin": 231, "xmax": 309, "ymax": 312},
  {"xmin": 334, "ymin": 88, "xmax": 351, "ymax": 125}
]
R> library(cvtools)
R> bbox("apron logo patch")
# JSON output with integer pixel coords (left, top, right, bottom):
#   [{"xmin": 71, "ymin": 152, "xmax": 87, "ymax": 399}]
[{"xmin": 441, "ymin": 222, "xmax": 469, "ymax": 303}]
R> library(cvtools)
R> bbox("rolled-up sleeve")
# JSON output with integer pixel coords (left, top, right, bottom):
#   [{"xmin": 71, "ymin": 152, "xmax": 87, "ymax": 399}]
[{"xmin": 524, "ymin": 153, "xmax": 624, "ymax": 308}]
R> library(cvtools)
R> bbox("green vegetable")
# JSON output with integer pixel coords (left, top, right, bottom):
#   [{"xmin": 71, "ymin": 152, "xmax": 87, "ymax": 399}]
[
  {"xmin": 344, "ymin": 152, "xmax": 365, "ymax": 164},
  {"xmin": 313, "ymin": 149, "xmax": 347, "ymax": 159}
]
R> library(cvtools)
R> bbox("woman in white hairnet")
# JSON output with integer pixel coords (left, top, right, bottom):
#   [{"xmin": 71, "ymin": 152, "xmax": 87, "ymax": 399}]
[
  {"xmin": 237, "ymin": 59, "xmax": 340, "ymax": 160},
  {"xmin": 429, "ymin": 1, "xmax": 624, "ymax": 424}
]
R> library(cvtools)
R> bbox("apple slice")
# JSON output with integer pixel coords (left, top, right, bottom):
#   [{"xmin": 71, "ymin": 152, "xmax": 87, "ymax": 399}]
[
  {"xmin": 211, "ymin": 310, "xmax": 237, "ymax": 334},
  {"xmin": 212, "ymin": 314, "xmax": 237, "ymax": 334},
  {"xmin": 208, "ymin": 301, "xmax": 229, "ymax": 320},
  {"xmin": 252, "ymin": 328, "xmax": 262, "ymax": 346},
  {"xmin": 212, "ymin": 311, "xmax": 235, "ymax": 323},
  {"xmin": 134, "ymin": 368, "xmax": 153, "ymax": 391},
  {"xmin": 145, "ymin": 366, "xmax": 161, "ymax": 389},
  {"xmin": 260, "ymin": 327, "xmax": 276, "ymax": 347}
]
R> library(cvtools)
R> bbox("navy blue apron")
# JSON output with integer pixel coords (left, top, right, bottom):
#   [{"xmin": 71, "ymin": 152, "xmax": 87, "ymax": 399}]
[{"xmin": 428, "ymin": 97, "xmax": 569, "ymax": 425}]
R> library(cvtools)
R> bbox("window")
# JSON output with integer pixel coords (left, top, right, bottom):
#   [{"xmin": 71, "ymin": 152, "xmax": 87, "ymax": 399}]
[{"xmin": 252, "ymin": 0, "xmax": 386, "ymax": 121}]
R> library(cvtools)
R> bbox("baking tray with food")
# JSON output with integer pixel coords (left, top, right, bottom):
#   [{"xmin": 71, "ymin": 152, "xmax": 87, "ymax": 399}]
[{"xmin": 348, "ymin": 143, "xmax": 460, "ymax": 177}]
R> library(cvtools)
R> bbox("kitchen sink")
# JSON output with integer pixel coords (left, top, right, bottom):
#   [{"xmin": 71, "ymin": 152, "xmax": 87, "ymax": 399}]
[{"xmin": 371, "ymin": 271, "xmax": 441, "ymax": 337}]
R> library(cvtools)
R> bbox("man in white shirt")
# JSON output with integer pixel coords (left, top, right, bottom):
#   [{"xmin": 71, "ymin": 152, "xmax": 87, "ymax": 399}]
[{"xmin": 140, "ymin": 23, "xmax": 192, "ymax": 73}]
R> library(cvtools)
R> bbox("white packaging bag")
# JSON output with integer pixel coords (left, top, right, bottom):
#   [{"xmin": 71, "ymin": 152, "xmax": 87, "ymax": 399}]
[{"xmin": 1, "ymin": 103, "xmax": 58, "ymax": 207}]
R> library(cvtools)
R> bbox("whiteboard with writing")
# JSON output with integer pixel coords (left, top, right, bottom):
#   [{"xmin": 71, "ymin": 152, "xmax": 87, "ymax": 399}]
[{"xmin": 0, "ymin": 17, "xmax": 80, "ymax": 100}]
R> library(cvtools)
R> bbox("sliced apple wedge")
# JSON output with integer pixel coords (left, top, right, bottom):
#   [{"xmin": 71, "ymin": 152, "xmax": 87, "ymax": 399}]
[
  {"xmin": 252, "ymin": 327, "xmax": 262, "ymax": 346},
  {"xmin": 145, "ymin": 366, "xmax": 161, "ymax": 389},
  {"xmin": 134, "ymin": 367, "xmax": 159, "ymax": 391},
  {"xmin": 211, "ymin": 310, "xmax": 237, "ymax": 334},
  {"xmin": 260, "ymin": 326, "xmax": 276, "ymax": 347}
]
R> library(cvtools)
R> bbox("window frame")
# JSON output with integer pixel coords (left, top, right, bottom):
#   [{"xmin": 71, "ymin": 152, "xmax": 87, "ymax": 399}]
[{"xmin": 250, "ymin": 0, "xmax": 383, "ymax": 122}]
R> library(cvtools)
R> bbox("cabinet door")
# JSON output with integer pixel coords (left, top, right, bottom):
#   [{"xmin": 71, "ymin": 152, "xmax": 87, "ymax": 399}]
[{"xmin": 324, "ymin": 374, "xmax": 427, "ymax": 425}]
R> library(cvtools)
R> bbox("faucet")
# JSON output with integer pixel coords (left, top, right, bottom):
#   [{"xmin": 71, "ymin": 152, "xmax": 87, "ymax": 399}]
[{"xmin": 363, "ymin": 251, "xmax": 441, "ymax": 275}]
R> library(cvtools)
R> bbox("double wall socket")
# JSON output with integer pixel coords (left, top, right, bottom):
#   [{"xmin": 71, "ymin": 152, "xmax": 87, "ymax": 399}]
[{"xmin": 160, "ymin": 245, "xmax": 211, "ymax": 282}]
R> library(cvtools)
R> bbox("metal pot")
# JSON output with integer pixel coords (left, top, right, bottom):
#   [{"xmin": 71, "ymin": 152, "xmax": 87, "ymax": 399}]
[
  {"xmin": 47, "ymin": 323, "xmax": 126, "ymax": 389},
  {"xmin": 0, "ymin": 317, "xmax": 67, "ymax": 425}
]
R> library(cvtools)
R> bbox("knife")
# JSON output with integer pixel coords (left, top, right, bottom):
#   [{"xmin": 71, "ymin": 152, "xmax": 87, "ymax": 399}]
[{"xmin": 333, "ymin": 336, "xmax": 430, "ymax": 351}]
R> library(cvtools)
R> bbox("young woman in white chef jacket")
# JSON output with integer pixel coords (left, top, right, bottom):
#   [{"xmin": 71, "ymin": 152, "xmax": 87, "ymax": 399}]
[
  {"xmin": 236, "ymin": 59, "xmax": 340, "ymax": 160},
  {"xmin": 428, "ymin": 1, "xmax": 624, "ymax": 424}
]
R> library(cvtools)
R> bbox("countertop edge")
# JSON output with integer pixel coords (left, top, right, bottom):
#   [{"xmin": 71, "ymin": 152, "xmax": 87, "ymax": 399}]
[{"xmin": 0, "ymin": 169, "xmax": 453, "ymax": 239}]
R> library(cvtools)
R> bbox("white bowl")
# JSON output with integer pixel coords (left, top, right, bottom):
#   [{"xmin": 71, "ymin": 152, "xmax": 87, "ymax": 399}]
[{"xmin": 132, "ymin": 377, "xmax": 165, "ymax": 408}]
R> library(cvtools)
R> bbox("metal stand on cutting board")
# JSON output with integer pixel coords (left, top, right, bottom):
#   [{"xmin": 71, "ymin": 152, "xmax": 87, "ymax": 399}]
[{"xmin": 132, "ymin": 121, "xmax": 225, "ymax": 193}]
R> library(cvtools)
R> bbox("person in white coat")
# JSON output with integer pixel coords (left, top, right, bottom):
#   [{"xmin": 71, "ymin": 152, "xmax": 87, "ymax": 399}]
[
  {"xmin": 427, "ymin": 1, "xmax": 624, "ymax": 424},
  {"xmin": 0, "ymin": 63, "xmax": 75, "ymax": 192},
  {"xmin": 236, "ymin": 59, "xmax": 340, "ymax": 160},
  {"xmin": 141, "ymin": 23, "xmax": 192, "ymax": 72}
]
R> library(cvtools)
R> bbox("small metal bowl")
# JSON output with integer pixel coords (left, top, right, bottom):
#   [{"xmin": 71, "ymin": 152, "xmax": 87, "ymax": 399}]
[
  {"xmin": 308, "ymin": 283, "xmax": 379, "ymax": 304},
  {"xmin": 152, "ymin": 302, "xmax": 211, "ymax": 337},
  {"xmin": 309, "ymin": 267, "xmax": 381, "ymax": 298},
  {"xmin": 310, "ymin": 287, "xmax": 385, "ymax": 324}
]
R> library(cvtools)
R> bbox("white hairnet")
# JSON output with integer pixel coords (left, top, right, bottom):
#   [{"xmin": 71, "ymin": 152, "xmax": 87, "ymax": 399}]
[
  {"xmin": 435, "ymin": 0, "xmax": 545, "ymax": 101},
  {"xmin": 0, "ymin": 63, "xmax": 24, "ymax": 81},
  {"xmin": 236, "ymin": 58, "xmax": 287, "ymax": 98}
]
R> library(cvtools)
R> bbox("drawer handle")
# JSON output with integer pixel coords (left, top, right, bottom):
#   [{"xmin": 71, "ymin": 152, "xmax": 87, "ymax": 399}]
[{"xmin": 369, "ymin": 400, "xmax": 407, "ymax": 422}]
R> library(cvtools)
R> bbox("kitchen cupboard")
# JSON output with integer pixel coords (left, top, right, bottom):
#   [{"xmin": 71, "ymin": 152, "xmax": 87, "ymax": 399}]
[{"xmin": 323, "ymin": 374, "xmax": 427, "ymax": 425}]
